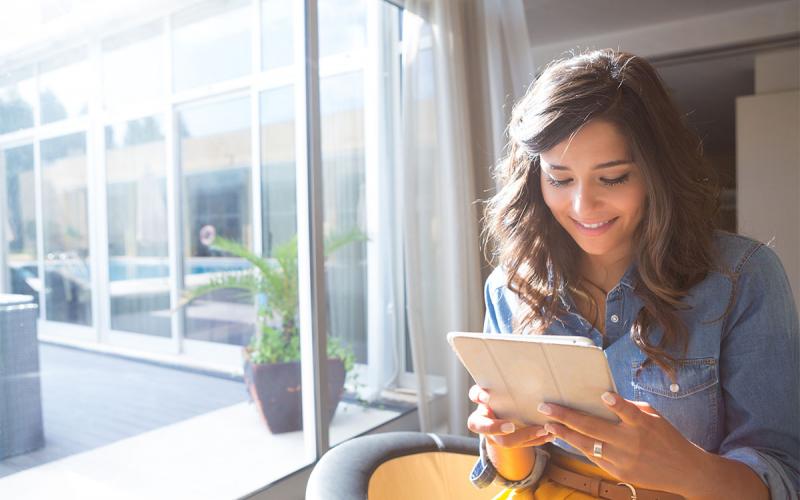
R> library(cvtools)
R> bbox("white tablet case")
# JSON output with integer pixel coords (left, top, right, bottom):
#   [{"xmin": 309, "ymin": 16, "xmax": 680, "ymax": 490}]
[{"xmin": 447, "ymin": 332, "xmax": 619, "ymax": 427}]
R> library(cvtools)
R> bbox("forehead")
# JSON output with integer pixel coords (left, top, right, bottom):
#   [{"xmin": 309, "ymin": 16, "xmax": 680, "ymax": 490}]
[{"xmin": 540, "ymin": 119, "xmax": 630, "ymax": 165}]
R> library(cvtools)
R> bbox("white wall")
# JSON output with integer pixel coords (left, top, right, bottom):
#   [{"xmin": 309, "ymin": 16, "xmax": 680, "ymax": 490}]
[
  {"xmin": 530, "ymin": 1, "xmax": 800, "ymax": 66},
  {"xmin": 736, "ymin": 47, "xmax": 800, "ymax": 308}
]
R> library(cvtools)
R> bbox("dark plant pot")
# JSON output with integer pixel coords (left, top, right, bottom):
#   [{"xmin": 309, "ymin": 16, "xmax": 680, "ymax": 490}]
[{"xmin": 243, "ymin": 353, "xmax": 346, "ymax": 434}]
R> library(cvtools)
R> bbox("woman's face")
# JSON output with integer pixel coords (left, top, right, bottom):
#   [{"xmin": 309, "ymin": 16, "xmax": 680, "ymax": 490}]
[{"xmin": 539, "ymin": 119, "xmax": 647, "ymax": 261}]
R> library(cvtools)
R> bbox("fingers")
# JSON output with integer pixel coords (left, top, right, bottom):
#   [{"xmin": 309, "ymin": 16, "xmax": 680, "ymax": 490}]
[
  {"xmin": 537, "ymin": 402, "xmax": 617, "ymax": 442},
  {"xmin": 599, "ymin": 392, "xmax": 647, "ymax": 424},
  {"xmin": 490, "ymin": 431, "xmax": 554, "ymax": 449},
  {"xmin": 489, "ymin": 424, "xmax": 554, "ymax": 448},
  {"xmin": 543, "ymin": 422, "xmax": 616, "ymax": 466},
  {"xmin": 467, "ymin": 408, "xmax": 515, "ymax": 436},
  {"xmin": 468, "ymin": 384, "xmax": 490, "ymax": 405}
]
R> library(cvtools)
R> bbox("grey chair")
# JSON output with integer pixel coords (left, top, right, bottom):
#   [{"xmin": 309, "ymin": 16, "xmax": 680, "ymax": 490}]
[{"xmin": 306, "ymin": 431, "xmax": 504, "ymax": 499}]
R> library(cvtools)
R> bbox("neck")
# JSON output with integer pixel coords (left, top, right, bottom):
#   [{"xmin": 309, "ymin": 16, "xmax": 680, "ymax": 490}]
[{"xmin": 580, "ymin": 246, "xmax": 634, "ymax": 293}]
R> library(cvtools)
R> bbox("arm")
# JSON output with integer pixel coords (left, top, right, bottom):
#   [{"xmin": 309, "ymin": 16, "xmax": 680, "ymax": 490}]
[
  {"xmin": 713, "ymin": 245, "xmax": 800, "ymax": 497},
  {"xmin": 468, "ymin": 272, "xmax": 551, "ymax": 489}
]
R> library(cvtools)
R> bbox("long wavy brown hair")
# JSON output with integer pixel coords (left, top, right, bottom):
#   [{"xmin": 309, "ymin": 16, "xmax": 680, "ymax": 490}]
[{"xmin": 484, "ymin": 49, "xmax": 719, "ymax": 377}]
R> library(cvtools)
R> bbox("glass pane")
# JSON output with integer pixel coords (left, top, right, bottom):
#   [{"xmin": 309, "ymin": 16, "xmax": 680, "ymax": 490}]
[
  {"xmin": 41, "ymin": 133, "xmax": 92, "ymax": 325},
  {"xmin": 319, "ymin": 68, "xmax": 367, "ymax": 372},
  {"xmin": 0, "ymin": 67, "xmax": 36, "ymax": 134},
  {"xmin": 172, "ymin": 0, "xmax": 251, "ymax": 92},
  {"xmin": 319, "ymin": 0, "xmax": 396, "ymax": 447},
  {"xmin": 106, "ymin": 116, "xmax": 170, "ymax": 337},
  {"xmin": 39, "ymin": 49, "xmax": 89, "ymax": 125},
  {"xmin": 261, "ymin": 0, "xmax": 294, "ymax": 70},
  {"xmin": 317, "ymin": 0, "xmax": 408, "ymax": 445},
  {"xmin": 2, "ymin": 144, "xmax": 39, "ymax": 307},
  {"xmin": 260, "ymin": 86, "xmax": 296, "ymax": 254},
  {"xmin": 178, "ymin": 96, "xmax": 252, "ymax": 345},
  {"xmin": 319, "ymin": 0, "xmax": 366, "ymax": 57},
  {"xmin": 102, "ymin": 23, "xmax": 165, "ymax": 114}
]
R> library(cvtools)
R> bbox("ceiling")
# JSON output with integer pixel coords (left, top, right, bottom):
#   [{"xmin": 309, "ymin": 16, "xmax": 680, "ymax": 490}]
[{"xmin": 523, "ymin": 0, "xmax": 783, "ymax": 47}]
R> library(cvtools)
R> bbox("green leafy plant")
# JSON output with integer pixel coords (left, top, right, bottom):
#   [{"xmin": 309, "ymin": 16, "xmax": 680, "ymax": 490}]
[{"xmin": 181, "ymin": 228, "xmax": 366, "ymax": 371}]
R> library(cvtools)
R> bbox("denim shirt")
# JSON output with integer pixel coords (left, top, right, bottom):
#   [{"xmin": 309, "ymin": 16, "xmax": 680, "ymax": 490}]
[{"xmin": 473, "ymin": 232, "xmax": 799, "ymax": 498}]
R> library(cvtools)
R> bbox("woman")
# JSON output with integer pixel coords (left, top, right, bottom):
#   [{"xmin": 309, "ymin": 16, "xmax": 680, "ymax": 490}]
[{"xmin": 468, "ymin": 49, "xmax": 799, "ymax": 499}]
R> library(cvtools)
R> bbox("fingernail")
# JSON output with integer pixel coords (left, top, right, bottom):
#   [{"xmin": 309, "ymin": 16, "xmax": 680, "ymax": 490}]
[
  {"xmin": 537, "ymin": 403, "xmax": 552, "ymax": 415},
  {"xmin": 535, "ymin": 428, "xmax": 548, "ymax": 437},
  {"xmin": 500, "ymin": 422, "xmax": 515, "ymax": 433},
  {"xmin": 544, "ymin": 423, "xmax": 556, "ymax": 434},
  {"xmin": 601, "ymin": 392, "xmax": 616, "ymax": 406},
  {"xmin": 479, "ymin": 393, "xmax": 490, "ymax": 404}
]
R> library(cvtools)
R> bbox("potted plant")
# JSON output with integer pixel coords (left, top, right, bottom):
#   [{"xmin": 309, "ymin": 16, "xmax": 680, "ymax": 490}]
[{"xmin": 181, "ymin": 228, "xmax": 365, "ymax": 433}]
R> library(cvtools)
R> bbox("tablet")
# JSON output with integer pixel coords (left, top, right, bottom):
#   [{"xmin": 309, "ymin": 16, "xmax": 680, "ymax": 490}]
[{"xmin": 447, "ymin": 332, "xmax": 619, "ymax": 427}]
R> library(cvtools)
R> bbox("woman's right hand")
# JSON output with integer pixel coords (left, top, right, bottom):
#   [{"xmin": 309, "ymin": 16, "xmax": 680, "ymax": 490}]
[{"xmin": 467, "ymin": 384, "xmax": 553, "ymax": 448}]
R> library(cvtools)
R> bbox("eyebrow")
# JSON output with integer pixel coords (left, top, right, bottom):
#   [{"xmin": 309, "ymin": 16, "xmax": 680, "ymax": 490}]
[{"xmin": 546, "ymin": 159, "xmax": 632, "ymax": 171}]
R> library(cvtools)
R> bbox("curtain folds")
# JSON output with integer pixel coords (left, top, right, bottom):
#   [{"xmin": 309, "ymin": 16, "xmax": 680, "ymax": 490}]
[{"xmin": 400, "ymin": 0, "xmax": 532, "ymax": 435}]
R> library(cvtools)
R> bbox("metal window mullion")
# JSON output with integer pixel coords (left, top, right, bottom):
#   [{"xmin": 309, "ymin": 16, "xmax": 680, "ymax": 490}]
[
  {"xmin": 364, "ymin": 0, "xmax": 385, "ymax": 402},
  {"xmin": 164, "ymin": 15, "xmax": 185, "ymax": 355},
  {"xmin": 295, "ymin": 0, "xmax": 328, "ymax": 461},
  {"xmin": 0, "ymin": 142, "xmax": 9, "ymax": 293},
  {"xmin": 33, "ymin": 61, "xmax": 46, "ymax": 321},
  {"xmin": 87, "ymin": 38, "xmax": 108, "ymax": 341},
  {"xmin": 251, "ymin": 0, "xmax": 263, "ymax": 257}
]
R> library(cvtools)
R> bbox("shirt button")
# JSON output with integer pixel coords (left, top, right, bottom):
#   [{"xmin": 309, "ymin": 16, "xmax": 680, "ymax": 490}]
[
  {"xmin": 610, "ymin": 314, "xmax": 620, "ymax": 323},
  {"xmin": 669, "ymin": 383, "xmax": 680, "ymax": 393}
]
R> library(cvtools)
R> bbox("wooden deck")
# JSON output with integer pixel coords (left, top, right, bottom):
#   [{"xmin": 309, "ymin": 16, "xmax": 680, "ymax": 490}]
[{"xmin": 0, "ymin": 343, "xmax": 247, "ymax": 479}]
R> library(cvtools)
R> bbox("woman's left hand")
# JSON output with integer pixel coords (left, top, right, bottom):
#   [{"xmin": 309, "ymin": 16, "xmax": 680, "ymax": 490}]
[{"xmin": 538, "ymin": 392, "xmax": 705, "ymax": 495}]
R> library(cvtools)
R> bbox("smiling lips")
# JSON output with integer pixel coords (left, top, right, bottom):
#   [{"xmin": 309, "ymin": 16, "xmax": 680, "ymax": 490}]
[{"xmin": 571, "ymin": 216, "xmax": 619, "ymax": 235}]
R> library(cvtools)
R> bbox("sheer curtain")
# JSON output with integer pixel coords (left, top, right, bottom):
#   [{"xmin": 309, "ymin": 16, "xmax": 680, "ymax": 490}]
[{"xmin": 400, "ymin": 0, "xmax": 533, "ymax": 435}]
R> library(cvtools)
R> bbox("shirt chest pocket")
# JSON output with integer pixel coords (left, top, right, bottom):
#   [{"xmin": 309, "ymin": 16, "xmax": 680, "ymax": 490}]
[{"xmin": 631, "ymin": 357, "xmax": 721, "ymax": 449}]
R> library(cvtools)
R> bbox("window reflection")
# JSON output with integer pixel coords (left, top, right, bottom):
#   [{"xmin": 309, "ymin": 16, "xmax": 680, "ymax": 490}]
[
  {"xmin": 41, "ymin": 133, "xmax": 92, "ymax": 325},
  {"xmin": 178, "ymin": 96, "xmax": 252, "ymax": 345},
  {"xmin": 260, "ymin": 86, "xmax": 296, "ymax": 255},
  {"xmin": 0, "ymin": 67, "xmax": 36, "ymax": 134},
  {"xmin": 320, "ymin": 69, "xmax": 367, "ymax": 363},
  {"xmin": 102, "ymin": 24, "xmax": 165, "ymax": 114},
  {"xmin": 172, "ymin": 0, "xmax": 251, "ymax": 92},
  {"xmin": 106, "ymin": 116, "xmax": 170, "ymax": 337},
  {"xmin": 261, "ymin": 0, "xmax": 294, "ymax": 71},
  {"xmin": 3, "ymin": 144, "xmax": 38, "ymax": 307},
  {"xmin": 39, "ymin": 49, "xmax": 89, "ymax": 124},
  {"xmin": 319, "ymin": 0, "xmax": 366, "ymax": 57}
]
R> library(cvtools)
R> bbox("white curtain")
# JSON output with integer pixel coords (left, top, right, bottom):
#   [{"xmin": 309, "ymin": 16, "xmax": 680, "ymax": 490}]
[
  {"xmin": 482, "ymin": 0, "xmax": 536, "ymax": 163},
  {"xmin": 400, "ymin": 0, "xmax": 533, "ymax": 435}
]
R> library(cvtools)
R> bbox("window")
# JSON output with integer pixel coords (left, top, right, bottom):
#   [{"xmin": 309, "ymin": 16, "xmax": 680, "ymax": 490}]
[
  {"xmin": 106, "ymin": 116, "xmax": 170, "ymax": 337},
  {"xmin": 39, "ymin": 49, "xmax": 89, "ymax": 125},
  {"xmin": 0, "ymin": 1, "xmax": 408, "ymax": 496}
]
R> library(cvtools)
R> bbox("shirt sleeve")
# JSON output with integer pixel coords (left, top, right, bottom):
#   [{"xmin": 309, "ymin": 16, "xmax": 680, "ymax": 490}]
[{"xmin": 718, "ymin": 244, "xmax": 800, "ymax": 498}]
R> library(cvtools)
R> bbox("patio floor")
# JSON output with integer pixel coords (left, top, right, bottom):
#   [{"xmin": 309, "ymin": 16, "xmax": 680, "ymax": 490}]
[
  {"xmin": 0, "ymin": 342, "xmax": 410, "ymax": 499},
  {"xmin": 1, "ymin": 343, "xmax": 248, "ymax": 478}
]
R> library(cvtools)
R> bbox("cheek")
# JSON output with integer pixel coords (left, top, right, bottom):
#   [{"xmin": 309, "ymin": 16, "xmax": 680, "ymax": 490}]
[
  {"xmin": 540, "ymin": 184, "xmax": 567, "ymax": 215},
  {"xmin": 618, "ymin": 184, "xmax": 647, "ymax": 222}
]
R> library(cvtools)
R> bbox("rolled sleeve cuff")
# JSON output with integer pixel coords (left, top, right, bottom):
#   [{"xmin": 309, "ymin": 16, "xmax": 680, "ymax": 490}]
[
  {"xmin": 722, "ymin": 447, "xmax": 799, "ymax": 499},
  {"xmin": 470, "ymin": 435, "xmax": 550, "ymax": 490}
]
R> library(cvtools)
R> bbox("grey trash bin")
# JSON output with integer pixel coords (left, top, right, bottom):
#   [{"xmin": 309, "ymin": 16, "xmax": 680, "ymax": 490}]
[{"xmin": 0, "ymin": 294, "xmax": 44, "ymax": 460}]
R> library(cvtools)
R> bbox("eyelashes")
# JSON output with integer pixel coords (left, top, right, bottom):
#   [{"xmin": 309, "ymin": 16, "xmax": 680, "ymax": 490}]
[{"xmin": 545, "ymin": 173, "xmax": 631, "ymax": 188}]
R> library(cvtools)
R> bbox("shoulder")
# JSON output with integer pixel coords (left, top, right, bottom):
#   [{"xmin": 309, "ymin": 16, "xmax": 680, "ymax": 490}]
[
  {"xmin": 710, "ymin": 230, "xmax": 789, "ymax": 286},
  {"xmin": 710, "ymin": 230, "xmax": 768, "ymax": 275},
  {"xmin": 485, "ymin": 267, "xmax": 508, "ymax": 295}
]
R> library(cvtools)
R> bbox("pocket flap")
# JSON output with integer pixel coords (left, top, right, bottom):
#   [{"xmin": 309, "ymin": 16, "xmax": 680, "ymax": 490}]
[{"xmin": 632, "ymin": 357, "xmax": 718, "ymax": 399}]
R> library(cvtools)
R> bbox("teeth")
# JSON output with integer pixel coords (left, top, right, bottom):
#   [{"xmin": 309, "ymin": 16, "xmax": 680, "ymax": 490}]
[{"xmin": 579, "ymin": 219, "xmax": 612, "ymax": 229}]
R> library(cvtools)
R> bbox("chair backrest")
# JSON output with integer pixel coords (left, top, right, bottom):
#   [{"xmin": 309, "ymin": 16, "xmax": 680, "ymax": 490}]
[{"xmin": 306, "ymin": 431, "xmax": 503, "ymax": 500}]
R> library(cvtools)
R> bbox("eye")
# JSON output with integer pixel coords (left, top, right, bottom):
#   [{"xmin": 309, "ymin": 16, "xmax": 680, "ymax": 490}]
[
  {"xmin": 600, "ymin": 173, "xmax": 630, "ymax": 186},
  {"xmin": 545, "ymin": 175, "xmax": 572, "ymax": 188}
]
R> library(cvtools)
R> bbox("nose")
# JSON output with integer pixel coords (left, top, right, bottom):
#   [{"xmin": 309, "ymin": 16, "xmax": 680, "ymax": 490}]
[{"xmin": 571, "ymin": 182, "xmax": 602, "ymax": 216}]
